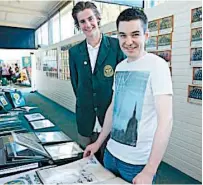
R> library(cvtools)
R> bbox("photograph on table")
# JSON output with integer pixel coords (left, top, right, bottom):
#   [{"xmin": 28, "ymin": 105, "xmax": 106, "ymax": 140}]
[
  {"xmin": 145, "ymin": 36, "xmax": 157, "ymax": 51},
  {"xmin": 190, "ymin": 47, "xmax": 202, "ymax": 67},
  {"xmin": 157, "ymin": 50, "xmax": 171, "ymax": 67},
  {"xmin": 188, "ymin": 85, "xmax": 202, "ymax": 104},
  {"xmin": 24, "ymin": 113, "xmax": 45, "ymax": 122},
  {"xmin": 148, "ymin": 20, "xmax": 159, "ymax": 36},
  {"xmin": 159, "ymin": 16, "xmax": 173, "ymax": 34},
  {"xmin": 191, "ymin": 7, "xmax": 202, "ymax": 28},
  {"xmin": 192, "ymin": 67, "xmax": 202, "ymax": 85},
  {"xmin": 29, "ymin": 119, "xmax": 55, "ymax": 130},
  {"xmin": 191, "ymin": 27, "xmax": 202, "ymax": 48},
  {"xmin": 158, "ymin": 34, "xmax": 172, "ymax": 50}
]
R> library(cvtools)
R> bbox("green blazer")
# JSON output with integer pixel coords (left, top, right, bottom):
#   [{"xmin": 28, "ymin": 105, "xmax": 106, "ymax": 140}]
[{"xmin": 69, "ymin": 34, "xmax": 125, "ymax": 137}]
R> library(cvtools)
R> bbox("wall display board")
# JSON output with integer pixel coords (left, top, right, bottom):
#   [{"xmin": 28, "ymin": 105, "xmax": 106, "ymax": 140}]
[
  {"xmin": 192, "ymin": 67, "xmax": 202, "ymax": 85},
  {"xmin": 188, "ymin": 85, "xmax": 202, "ymax": 104},
  {"xmin": 147, "ymin": 16, "xmax": 173, "ymax": 75},
  {"xmin": 188, "ymin": 7, "xmax": 202, "ymax": 105},
  {"xmin": 191, "ymin": 7, "xmax": 202, "ymax": 28},
  {"xmin": 42, "ymin": 49, "xmax": 58, "ymax": 78}
]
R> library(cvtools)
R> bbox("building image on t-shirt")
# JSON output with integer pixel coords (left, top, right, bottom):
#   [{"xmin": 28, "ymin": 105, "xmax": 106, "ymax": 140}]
[{"xmin": 111, "ymin": 71, "xmax": 149, "ymax": 147}]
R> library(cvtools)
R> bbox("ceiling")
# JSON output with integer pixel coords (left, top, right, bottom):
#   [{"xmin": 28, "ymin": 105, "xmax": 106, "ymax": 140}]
[{"xmin": 0, "ymin": 0, "xmax": 65, "ymax": 29}]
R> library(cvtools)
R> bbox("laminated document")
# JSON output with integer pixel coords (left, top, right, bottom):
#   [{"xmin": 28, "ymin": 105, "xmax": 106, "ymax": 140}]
[{"xmin": 37, "ymin": 155, "xmax": 115, "ymax": 184}]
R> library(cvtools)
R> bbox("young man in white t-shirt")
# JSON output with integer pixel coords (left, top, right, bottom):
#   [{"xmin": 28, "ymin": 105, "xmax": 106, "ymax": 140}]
[{"xmin": 84, "ymin": 8, "xmax": 173, "ymax": 184}]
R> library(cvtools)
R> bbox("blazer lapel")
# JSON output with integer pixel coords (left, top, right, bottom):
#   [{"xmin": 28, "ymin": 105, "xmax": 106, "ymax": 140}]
[
  {"xmin": 93, "ymin": 35, "xmax": 110, "ymax": 74},
  {"xmin": 79, "ymin": 40, "xmax": 92, "ymax": 78}
]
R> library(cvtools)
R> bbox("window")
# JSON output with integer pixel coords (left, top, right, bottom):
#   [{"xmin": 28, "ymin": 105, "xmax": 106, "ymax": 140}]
[
  {"xmin": 60, "ymin": 4, "xmax": 74, "ymax": 41},
  {"xmin": 41, "ymin": 22, "xmax": 48, "ymax": 46},
  {"xmin": 51, "ymin": 13, "xmax": 60, "ymax": 44}
]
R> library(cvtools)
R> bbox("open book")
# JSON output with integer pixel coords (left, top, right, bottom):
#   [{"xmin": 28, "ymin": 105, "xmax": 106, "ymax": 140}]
[{"xmin": 37, "ymin": 156, "xmax": 115, "ymax": 184}]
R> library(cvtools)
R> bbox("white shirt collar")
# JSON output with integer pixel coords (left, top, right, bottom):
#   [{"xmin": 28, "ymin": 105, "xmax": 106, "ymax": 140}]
[{"xmin": 86, "ymin": 34, "xmax": 102, "ymax": 50}]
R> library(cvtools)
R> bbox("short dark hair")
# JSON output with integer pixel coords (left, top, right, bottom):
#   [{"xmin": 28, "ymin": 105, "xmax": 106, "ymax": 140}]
[
  {"xmin": 72, "ymin": 1, "xmax": 101, "ymax": 30},
  {"xmin": 116, "ymin": 8, "xmax": 148, "ymax": 33}
]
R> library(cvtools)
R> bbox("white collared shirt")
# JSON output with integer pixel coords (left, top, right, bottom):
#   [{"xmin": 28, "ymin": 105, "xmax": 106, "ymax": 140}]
[{"xmin": 86, "ymin": 35, "xmax": 102, "ymax": 132}]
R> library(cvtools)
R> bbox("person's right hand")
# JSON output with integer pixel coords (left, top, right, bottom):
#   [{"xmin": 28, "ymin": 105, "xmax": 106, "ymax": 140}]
[{"xmin": 83, "ymin": 142, "xmax": 100, "ymax": 158}]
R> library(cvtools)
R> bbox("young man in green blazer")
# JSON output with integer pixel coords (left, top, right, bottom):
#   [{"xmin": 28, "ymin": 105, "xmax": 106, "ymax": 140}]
[{"xmin": 69, "ymin": 1, "xmax": 125, "ymax": 161}]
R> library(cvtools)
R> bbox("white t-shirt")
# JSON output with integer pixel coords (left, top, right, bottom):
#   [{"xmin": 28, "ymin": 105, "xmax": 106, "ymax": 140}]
[
  {"xmin": 86, "ymin": 36, "xmax": 102, "ymax": 133},
  {"xmin": 106, "ymin": 53, "xmax": 173, "ymax": 165}
]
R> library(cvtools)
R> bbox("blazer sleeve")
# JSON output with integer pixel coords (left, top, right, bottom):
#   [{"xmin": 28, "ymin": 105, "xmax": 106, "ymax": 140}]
[{"xmin": 69, "ymin": 49, "xmax": 78, "ymax": 97}]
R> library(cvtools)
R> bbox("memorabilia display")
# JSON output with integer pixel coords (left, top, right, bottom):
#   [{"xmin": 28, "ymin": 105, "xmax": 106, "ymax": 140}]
[
  {"xmin": 11, "ymin": 132, "xmax": 50, "ymax": 158},
  {"xmin": 191, "ymin": 27, "xmax": 202, "ymax": 47},
  {"xmin": 5, "ymin": 91, "xmax": 26, "ymax": 108},
  {"xmin": 190, "ymin": 47, "xmax": 202, "ymax": 66},
  {"xmin": 24, "ymin": 113, "xmax": 45, "ymax": 122},
  {"xmin": 0, "ymin": 93, "xmax": 12, "ymax": 112},
  {"xmin": 191, "ymin": 7, "xmax": 202, "ymax": 28},
  {"xmin": 146, "ymin": 36, "xmax": 157, "ymax": 51},
  {"xmin": 159, "ymin": 16, "xmax": 173, "ymax": 34},
  {"xmin": 148, "ymin": 20, "xmax": 158, "ymax": 36},
  {"xmin": 35, "ymin": 131, "xmax": 72, "ymax": 144},
  {"xmin": 7, "ymin": 142, "xmax": 44, "ymax": 159},
  {"xmin": 188, "ymin": 85, "xmax": 202, "ymax": 104},
  {"xmin": 44, "ymin": 142, "xmax": 83, "ymax": 161},
  {"xmin": 29, "ymin": 119, "xmax": 55, "ymax": 130},
  {"xmin": 158, "ymin": 34, "xmax": 172, "ymax": 50},
  {"xmin": 0, "ymin": 169, "xmax": 41, "ymax": 184},
  {"xmin": 157, "ymin": 50, "xmax": 171, "ymax": 66},
  {"xmin": 193, "ymin": 67, "xmax": 202, "ymax": 85},
  {"xmin": 37, "ymin": 156, "xmax": 115, "ymax": 184}
]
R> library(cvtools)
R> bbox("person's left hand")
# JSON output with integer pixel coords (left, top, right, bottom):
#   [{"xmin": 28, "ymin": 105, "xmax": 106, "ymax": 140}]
[{"xmin": 132, "ymin": 170, "xmax": 154, "ymax": 184}]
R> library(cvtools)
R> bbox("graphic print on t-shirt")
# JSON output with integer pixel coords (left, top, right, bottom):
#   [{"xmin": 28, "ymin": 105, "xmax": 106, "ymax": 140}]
[{"xmin": 111, "ymin": 71, "xmax": 149, "ymax": 147}]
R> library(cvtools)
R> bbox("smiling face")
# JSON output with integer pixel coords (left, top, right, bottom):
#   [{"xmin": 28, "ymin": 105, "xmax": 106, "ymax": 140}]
[
  {"xmin": 77, "ymin": 8, "xmax": 100, "ymax": 39},
  {"xmin": 118, "ymin": 19, "xmax": 149, "ymax": 62}
]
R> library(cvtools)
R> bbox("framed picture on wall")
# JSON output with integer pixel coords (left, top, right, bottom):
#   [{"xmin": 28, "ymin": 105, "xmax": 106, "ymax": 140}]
[
  {"xmin": 188, "ymin": 85, "xmax": 202, "ymax": 104},
  {"xmin": 192, "ymin": 67, "xmax": 202, "ymax": 85},
  {"xmin": 157, "ymin": 50, "xmax": 171, "ymax": 67},
  {"xmin": 191, "ymin": 7, "xmax": 202, "ymax": 28},
  {"xmin": 159, "ymin": 16, "xmax": 173, "ymax": 34},
  {"xmin": 190, "ymin": 47, "xmax": 202, "ymax": 66},
  {"xmin": 191, "ymin": 27, "xmax": 202, "ymax": 47},
  {"xmin": 148, "ymin": 20, "xmax": 159, "ymax": 36},
  {"xmin": 158, "ymin": 34, "xmax": 172, "ymax": 50},
  {"xmin": 146, "ymin": 36, "xmax": 157, "ymax": 51}
]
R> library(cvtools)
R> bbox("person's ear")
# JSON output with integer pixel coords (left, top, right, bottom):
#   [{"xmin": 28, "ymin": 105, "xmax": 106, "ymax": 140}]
[{"xmin": 144, "ymin": 29, "xmax": 150, "ymax": 41}]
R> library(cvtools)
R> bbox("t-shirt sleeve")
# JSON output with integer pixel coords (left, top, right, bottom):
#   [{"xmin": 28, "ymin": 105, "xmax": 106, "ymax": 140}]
[{"xmin": 151, "ymin": 57, "xmax": 173, "ymax": 96}]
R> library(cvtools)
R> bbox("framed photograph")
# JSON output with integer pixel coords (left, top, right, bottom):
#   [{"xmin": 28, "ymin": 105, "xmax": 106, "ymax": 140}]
[
  {"xmin": 24, "ymin": 113, "xmax": 45, "ymax": 122},
  {"xmin": 159, "ymin": 16, "xmax": 173, "ymax": 34},
  {"xmin": 190, "ymin": 47, "xmax": 202, "ymax": 67},
  {"xmin": 188, "ymin": 85, "xmax": 202, "ymax": 104},
  {"xmin": 35, "ymin": 131, "xmax": 72, "ymax": 144},
  {"xmin": 30, "ymin": 119, "xmax": 55, "ymax": 130},
  {"xmin": 158, "ymin": 34, "xmax": 172, "ymax": 50},
  {"xmin": 191, "ymin": 7, "xmax": 202, "ymax": 28},
  {"xmin": 146, "ymin": 36, "xmax": 157, "ymax": 51},
  {"xmin": 44, "ymin": 142, "xmax": 83, "ymax": 161},
  {"xmin": 157, "ymin": 50, "xmax": 171, "ymax": 66},
  {"xmin": 148, "ymin": 20, "xmax": 159, "ymax": 36},
  {"xmin": 193, "ymin": 67, "xmax": 202, "ymax": 85},
  {"xmin": 191, "ymin": 28, "xmax": 202, "ymax": 47}
]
